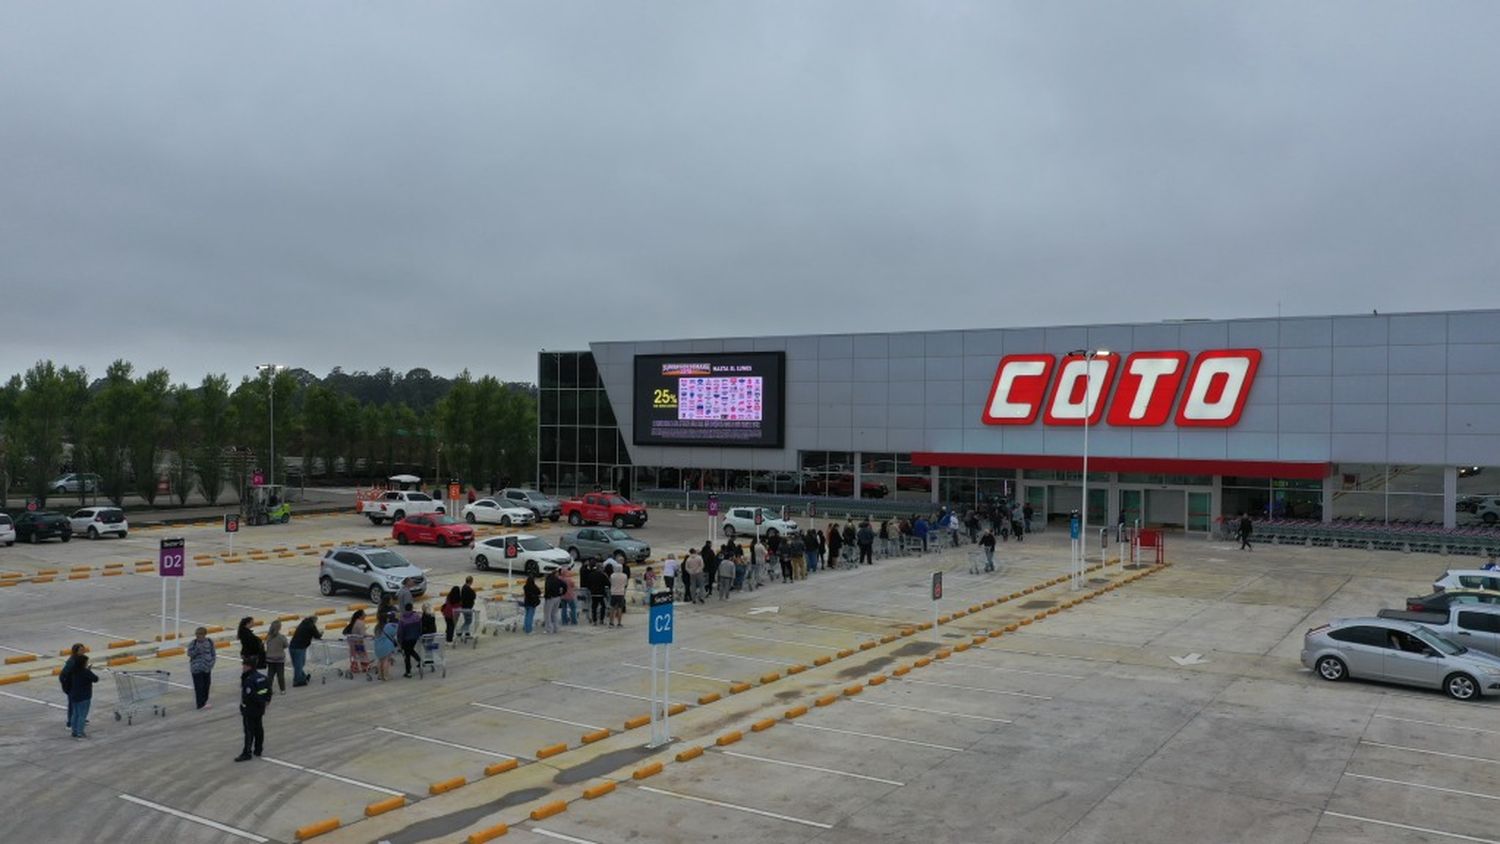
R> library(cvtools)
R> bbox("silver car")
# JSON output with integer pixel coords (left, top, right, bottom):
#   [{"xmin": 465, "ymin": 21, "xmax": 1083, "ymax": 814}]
[
  {"xmin": 1302, "ymin": 617, "xmax": 1500, "ymax": 701},
  {"xmin": 500, "ymin": 488, "xmax": 562, "ymax": 523},
  {"xmin": 559, "ymin": 526, "xmax": 650, "ymax": 562},
  {"xmin": 318, "ymin": 545, "xmax": 428, "ymax": 604}
]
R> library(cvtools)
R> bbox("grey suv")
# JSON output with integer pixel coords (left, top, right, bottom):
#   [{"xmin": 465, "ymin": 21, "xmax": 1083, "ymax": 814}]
[
  {"xmin": 559, "ymin": 526, "xmax": 651, "ymax": 562},
  {"xmin": 318, "ymin": 545, "xmax": 428, "ymax": 604},
  {"xmin": 500, "ymin": 488, "xmax": 562, "ymax": 523}
]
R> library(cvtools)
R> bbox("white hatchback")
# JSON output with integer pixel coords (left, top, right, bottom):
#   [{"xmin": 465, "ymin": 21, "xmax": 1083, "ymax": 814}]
[
  {"xmin": 461, "ymin": 498, "xmax": 536, "ymax": 527},
  {"xmin": 69, "ymin": 507, "xmax": 129, "ymax": 540},
  {"xmin": 0, "ymin": 513, "xmax": 14, "ymax": 547},
  {"xmin": 722, "ymin": 506, "xmax": 798, "ymax": 539}
]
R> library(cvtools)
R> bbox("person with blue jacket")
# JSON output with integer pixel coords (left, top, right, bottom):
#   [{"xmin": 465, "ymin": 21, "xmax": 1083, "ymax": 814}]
[
  {"xmin": 66, "ymin": 652, "xmax": 98, "ymax": 738},
  {"xmin": 373, "ymin": 612, "xmax": 398, "ymax": 681}
]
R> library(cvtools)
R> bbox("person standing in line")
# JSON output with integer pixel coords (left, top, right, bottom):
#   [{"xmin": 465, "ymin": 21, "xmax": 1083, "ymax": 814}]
[
  {"xmin": 998, "ymin": 504, "xmax": 1011, "ymax": 540},
  {"xmin": 263, "ymin": 620, "xmax": 288, "ymax": 693},
  {"xmin": 59, "ymin": 642, "xmax": 85, "ymax": 730},
  {"xmin": 398, "ymin": 604, "xmax": 423, "ymax": 677},
  {"xmin": 684, "ymin": 548, "xmax": 705, "ymax": 603},
  {"xmin": 187, "ymin": 627, "xmax": 217, "ymax": 710},
  {"xmin": 662, "ymin": 554, "xmax": 677, "ymax": 597},
  {"xmin": 980, "ymin": 529, "xmax": 997, "ymax": 572},
  {"xmin": 374, "ymin": 612, "xmax": 398, "ymax": 681},
  {"xmin": 289, "ymin": 615, "xmax": 321, "ymax": 687},
  {"xmin": 701, "ymin": 541, "xmax": 718, "ymax": 598},
  {"xmin": 609, "ymin": 563, "xmax": 628, "ymax": 626},
  {"xmin": 458, "ymin": 576, "xmax": 478, "ymax": 640},
  {"xmin": 234, "ymin": 657, "xmax": 272, "ymax": 761},
  {"xmin": 543, "ymin": 568, "xmax": 565, "ymax": 634},
  {"xmin": 442, "ymin": 586, "xmax": 462, "ymax": 643},
  {"xmin": 560, "ymin": 565, "xmax": 579, "ymax": 626},
  {"xmin": 856, "ymin": 521, "xmax": 875, "ymax": 565},
  {"xmin": 522, "ymin": 573, "xmax": 541, "ymax": 633},
  {"xmin": 1012, "ymin": 508, "xmax": 1025, "ymax": 542},
  {"xmin": 66, "ymin": 653, "xmax": 98, "ymax": 739},
  {"xmin": 913, "ymin": 515, "xmax": 930, "ymax": 552},
  {"xmin": 804, "ymin": 528, "xmax": 821, "ymax": 574},
  {"xmin": 1238, "ymin": 512, "xmax": 1254, "ymax": 551},
  {"xmin": 946, "ymin": 511, "xmax": 962, "ymax": 547},
  {"xmin": 716, "ymin": 554, "xmax": 737, "ymax": 600},
  {"xmin": 747, "ymin": 539, "xmax": 763, "ymax": 591},
  {"xmin": 842, "ymin": 522, "xmax": 858, "ymax": 564},
  {"xmin": 878, "ymin": 520, "xmax": 892, "ymax": 558},
  {"xmin": 396, "ymin": 578, "xmax": 415, "ymax": 617},
  {"xmin": 237, "ymin": 617, "xmax": 265, "ymax": 669},
  {"xmin": 586, "ymin": 561, "xmax": 609, "ymax": 625},
  {"xmin": 826, "ymin": 524, "xmax": 843, "ymax": 570},
  {"xmin": 1022, "ymin": 502, "xmax": 1034, "ymax": 533},
  {"xmin": 781, "ymin": 533, "xmax": 798, "ymax": 581}
]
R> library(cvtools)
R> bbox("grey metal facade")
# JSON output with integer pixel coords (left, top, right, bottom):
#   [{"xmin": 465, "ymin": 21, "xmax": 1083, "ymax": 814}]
[{"xmin": 592, "ymin": 309, "xmax": 1500, "ymax": 471}]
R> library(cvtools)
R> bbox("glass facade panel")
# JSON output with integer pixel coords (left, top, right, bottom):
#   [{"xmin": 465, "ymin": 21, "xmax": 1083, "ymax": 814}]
[
  {"xmin": 1388, "ymin": 465, "xmax": 1443, "ymax": 494},
  {"xmin": 539, "ymin": 353, "xmax": 559, "ymax": 390},
  {"xmin": 578, "ymin": 353, "xmax": 600, "ymax": 389}
]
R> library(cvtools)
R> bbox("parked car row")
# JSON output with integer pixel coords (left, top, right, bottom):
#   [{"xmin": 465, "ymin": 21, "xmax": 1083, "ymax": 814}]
[
  {"xmin": 1303, "ymin": 566, "xmax": 1500, "ymax": 701},
  {"xmin": 0, "ymin": 507, "xmax": 131, "ymax": 546}
]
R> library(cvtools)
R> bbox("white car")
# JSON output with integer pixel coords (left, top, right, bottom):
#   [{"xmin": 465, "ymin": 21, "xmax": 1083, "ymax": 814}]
[
  {"xmin": 470, "ymin": 533, "xmax": 572, "ymax": 575},
  {"xmin": 461, "ymin": 498, "xmax": 536, "ymax": 527},
  {"xmin": 722, "ymin": 506, "xmax": 798, "ymax": 539},
  {"xmin": 1434, "ymin": 569, "xmax": 1500, "ymax": 593},
  {"xmin": 0, "ymin": 513, "xmax": 14, "ymax": 547},
  {"xmin": 69, "ymin": 506, "xmax": 129, "ymax": 540}
]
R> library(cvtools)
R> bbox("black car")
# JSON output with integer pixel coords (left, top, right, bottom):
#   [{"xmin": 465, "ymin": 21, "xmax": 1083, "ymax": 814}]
[
  {"xmin": 1405, "ymin": 589, "xmax": 1500, "ymax": 613},
  {"xmin": 14, "ymin": 511, "xmax": 72, "ymax": 543}
]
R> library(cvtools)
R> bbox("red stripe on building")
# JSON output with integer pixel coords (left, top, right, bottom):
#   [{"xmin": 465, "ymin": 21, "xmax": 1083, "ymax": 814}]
[{"xmin": 910, "ymin": 452, "xmax": 1331, "ymax": 480}]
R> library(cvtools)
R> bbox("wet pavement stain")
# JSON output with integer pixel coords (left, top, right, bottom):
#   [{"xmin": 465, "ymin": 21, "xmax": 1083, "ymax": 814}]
[
  {"xmin": 839, "ymin": 654, "xmax": 895, "ymax": 677},
  {"xmin": 774, "ymin": 689, "xmax": 800, "ymax": 700},
  {"xmin": 382, "ymin": 786, "xmax": 550, "ymax": 844},
  {"xmin": 553, "ymin": 744, "xmax": 659, "ymax": 785},
  {"xmin": 1021, "ymin": 600, "xmax": 1056, "ymax": 609},
  {"xmin": 892, "ymin": 641, "xmax": 940, "ymax": 657}
]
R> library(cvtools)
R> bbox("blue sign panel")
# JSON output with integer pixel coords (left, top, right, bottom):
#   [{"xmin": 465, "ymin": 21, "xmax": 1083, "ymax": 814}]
[
  {"xmin": 1069, "ymin": 516, "xmax": 1081, "ymax": 540},
  {"xmin": 648, "ymin": 592, "xmax": 674, "ymax": 645}
]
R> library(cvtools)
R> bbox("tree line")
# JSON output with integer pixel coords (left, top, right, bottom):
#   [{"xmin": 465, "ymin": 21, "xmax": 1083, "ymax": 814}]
[{"xmin": 0, "ymin": 361, "xmax": 536, "ymax": 509}]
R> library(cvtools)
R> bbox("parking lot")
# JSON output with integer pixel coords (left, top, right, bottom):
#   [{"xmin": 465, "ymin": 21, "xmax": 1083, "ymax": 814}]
[{"xmin": 3, "ymin": 506, "xmax": 1500, "ymax": 844}]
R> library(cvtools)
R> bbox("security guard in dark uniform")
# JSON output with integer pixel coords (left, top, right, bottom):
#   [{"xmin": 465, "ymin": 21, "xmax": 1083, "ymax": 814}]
[{"xmin": 235, "ymin": 656, "xmax": 272, "ymax": 761}]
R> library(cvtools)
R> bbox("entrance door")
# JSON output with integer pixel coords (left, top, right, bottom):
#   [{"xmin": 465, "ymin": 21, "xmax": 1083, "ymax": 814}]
[
  {"xmin": 1025, "ymin": 486, "xmax": 1048, "ymax": 524},
  {"xmin": 1086, "ymin": 487, "xmax": 1108, "ymax": 527},
  {"xmin": 1187, "ymin": 491, "xmax": 1213, "ymax": 534},
  {"xmin": 1120, "ymin": 488, "xmax": 1144, "ymax": 529},
  {"xmin": 1146, "ymin": 489, "xmax": 1186, "ymax": 529}
]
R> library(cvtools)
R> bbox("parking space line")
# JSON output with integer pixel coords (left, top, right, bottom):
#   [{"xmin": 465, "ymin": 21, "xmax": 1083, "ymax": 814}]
[
  {"xmin": 773, "ymin": 620, "xmax": 872, "ymax": 635},
  {"xmin": 1322, "ymin": 810, "xmax": 1500, "ymax": 844},
  {"xmin": 848, "ymin": 699, "xmax": 1013, "ymax": 723},
  {"xmin": 732, "ymin": 634, "xmax": 842, "ymax": 651},
  {"xmin": 933, "ymin": 660, "xmax": 1087, "ymax": 681},
  {"xmin": 226, "ymin": 603, "xmax": 289, "ymax": 616},
  {"xmin": 118, "ymin": 794, "xmax": 269, "ymax": 842},
  {"xmin": 817, "ymin": 609, "xmax": 908, "ymax": 622},
  {"xmin": 621, "ymin": 662, "xmax": 736, "ymax": 683},
  {"xmin": 790, "ymin": 722, "xmax": 965, "ymax": 751},
  {"xmin": 636, "ymin": 785, "xmax": 834, "ymax": 829},
  {"xmin": 1345, "ymin": 772, "xmax": 1500, "ymax": 802},
  {"xmin": 1361, "ymin": 740, "xmax": 1500, "ymax": 767},
  {"xmin": 720, "ymin": 750, "xmax": 905, "ymax": 785},
  {"xmin": 550, "ymin": 681, "xmax": 695, "ymax": 707},
  {"xmin": 0, "ymin": 644, "xmax": 43, "ymax": 657},
  {"xmin": 892, "ymin": 677, "xmax": 1052, "ymax": 701},
  {"xmin": 261, "ymin": 756, "xmax": 406, "ymax": 796},
  {"xmin": 66, "ymin": 625, "xmax": 131, "ymax": 639},
  {"xmin": 976, "ymin": 646, "xmax": 1116, "ymax": 664},
  {"xmin": 532, "ymin": 829, "xmax": 603, "ymax": 844},
  {"xmin": 375, "ymin": 726, "xmax": 524, "ymax": 759},
  {"xmin": 471, "ymin": 702, "xmax": 606, "ymax": 732},
  {"xmin": 682, "ymin": 648, "xmax": 786, "ymax": 666},
  {"xmin": 150, "ymin": 613, "xmax": 215, "ymax": 628},
  {"xmin": 0, "ymin": 690, "xmax": 68, "ymax": 710},
  {"xmin": 1372, "ymin": 714, "xmax": 1500, "ymax": 737}
]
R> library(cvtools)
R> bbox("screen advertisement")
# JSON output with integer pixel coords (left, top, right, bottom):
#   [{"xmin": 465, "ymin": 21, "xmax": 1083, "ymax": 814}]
[{"xmin": 633, "ymin": 352, "xmax": 786, "ymax": 448}]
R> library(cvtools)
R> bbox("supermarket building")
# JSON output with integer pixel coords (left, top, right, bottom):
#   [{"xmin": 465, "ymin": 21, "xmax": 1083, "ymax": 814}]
[{"xmin": 538, "ymin": 308, "xmax": 1500, "ymax": 533}]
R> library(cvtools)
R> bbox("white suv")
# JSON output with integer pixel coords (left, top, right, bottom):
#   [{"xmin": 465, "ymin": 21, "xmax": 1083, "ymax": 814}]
[
  {"xmin": 1434, "ymin": 569, "xmax": 1500, "ymax": 594},
  {"xmin": 722, "ymin": 506, "xmax": 798, "ymax": 539},
  {"xmin": 318, "ymin": 546, "xmax": 429, "ymax": 604},
  {"xmin": 69, "ymin": 507, "xmax": 129, "ymax": 540}
]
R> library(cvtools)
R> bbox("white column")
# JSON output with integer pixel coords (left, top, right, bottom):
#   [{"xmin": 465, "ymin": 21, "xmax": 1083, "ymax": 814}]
[
  {"xmin": 853, "ymin": 453, "xmax": 863, "ymax": 501},
  {"xmin": 929, "ymin": 465, "xmax": 939, "ymax": 506},
  {"xmin": 1444, "ymin": 465, "xmax": 1458, "ymax": 530},
  {"xmin": 1322, "ymin": 472, "xmax": 1336, "ymax": 525}
]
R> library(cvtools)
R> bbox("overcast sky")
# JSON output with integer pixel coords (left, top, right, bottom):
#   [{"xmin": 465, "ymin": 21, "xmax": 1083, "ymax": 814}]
[{"xmin": 3, "ymin": 2, "xmax": 1498, "ymax": 386}]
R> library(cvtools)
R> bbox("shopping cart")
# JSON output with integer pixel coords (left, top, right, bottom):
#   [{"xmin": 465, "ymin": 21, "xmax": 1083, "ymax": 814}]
[
  {"xmin": 112, "ymin": 669, "xmax": 170, "ymax": 724},
  {"xmin": 455, "ymin": 607, "xmax": 480, "ymax": 648},
  {"xmin": 418, "ymin": 633, "xmax": 446, "ymax": 678},
  {"xmin": 480, "ymin": 595, "xmax": 524, "ymax": 635},
  {"xmin": 342, "ymin": 635, "xmax": 376, "ymax": 681},
  {"xmin": 307, "ymin": 638, "xmax": 345, "ymax": 684}
]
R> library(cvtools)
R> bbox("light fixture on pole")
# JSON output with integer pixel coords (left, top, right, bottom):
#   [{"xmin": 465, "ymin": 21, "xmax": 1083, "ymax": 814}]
[
  {"xmin": 255, "ymin": 364, "xmax": 284, "ymax": 487},
  {"xmin": 1067, "ymin": 348, "xmax": 1111, "ymax": 589}
]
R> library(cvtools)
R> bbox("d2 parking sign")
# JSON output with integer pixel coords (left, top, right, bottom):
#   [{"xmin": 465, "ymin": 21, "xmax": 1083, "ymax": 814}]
[
  {"xmin": 648, "ymin": 591, "xmax": 674, "ymax": 645},
  {"xmin": 159, "ymin": 537, "xmax": 186, "ymax": 578}
]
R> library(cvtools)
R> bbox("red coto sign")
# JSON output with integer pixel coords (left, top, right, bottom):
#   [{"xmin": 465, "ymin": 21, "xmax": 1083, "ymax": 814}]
[{"xmin": 981, "ymin": 349, "xmax": 1261, "ymax": 428}]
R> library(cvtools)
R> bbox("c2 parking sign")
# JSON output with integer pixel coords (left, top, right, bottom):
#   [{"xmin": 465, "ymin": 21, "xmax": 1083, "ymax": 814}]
[{"xmin": 648, "ymin": 591, "xmax": 674, "ymax": 645}]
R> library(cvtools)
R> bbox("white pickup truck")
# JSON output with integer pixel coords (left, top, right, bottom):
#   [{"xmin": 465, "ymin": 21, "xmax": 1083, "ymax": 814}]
[{"xmin": 357, "ymin": 490, "xmax": 446, "ymax": 525}]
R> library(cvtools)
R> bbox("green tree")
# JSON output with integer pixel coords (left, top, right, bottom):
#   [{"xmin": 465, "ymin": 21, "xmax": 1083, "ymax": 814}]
[
  {"xmin": 14, "ymin": 362, "xmax": 89, "ymax": 505},
  {"xmin": 166, "ymin": 384, "xmax": 197, "ymax": 505},
  {"xmin": 85, "ymin": 361, "xmax": 138, "ymax": 506},
  {"xmin": 194, "ymin": 374, "xmax": 233, "ymax": 504},
  {"xmin": 129, "ymin": 369, "xmax": 170, "ymax": 504}
]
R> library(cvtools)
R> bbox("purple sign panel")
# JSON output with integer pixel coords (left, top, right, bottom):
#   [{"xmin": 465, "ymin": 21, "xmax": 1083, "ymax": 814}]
[{"xmin": 159, "ymin": 537, "xmax": 186, "ymax": 578}]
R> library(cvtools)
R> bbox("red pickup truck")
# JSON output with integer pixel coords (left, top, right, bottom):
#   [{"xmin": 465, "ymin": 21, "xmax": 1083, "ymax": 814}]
[{"xmin": 561, "ymin": 492, "xmax": 649, "ymax": 529}]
